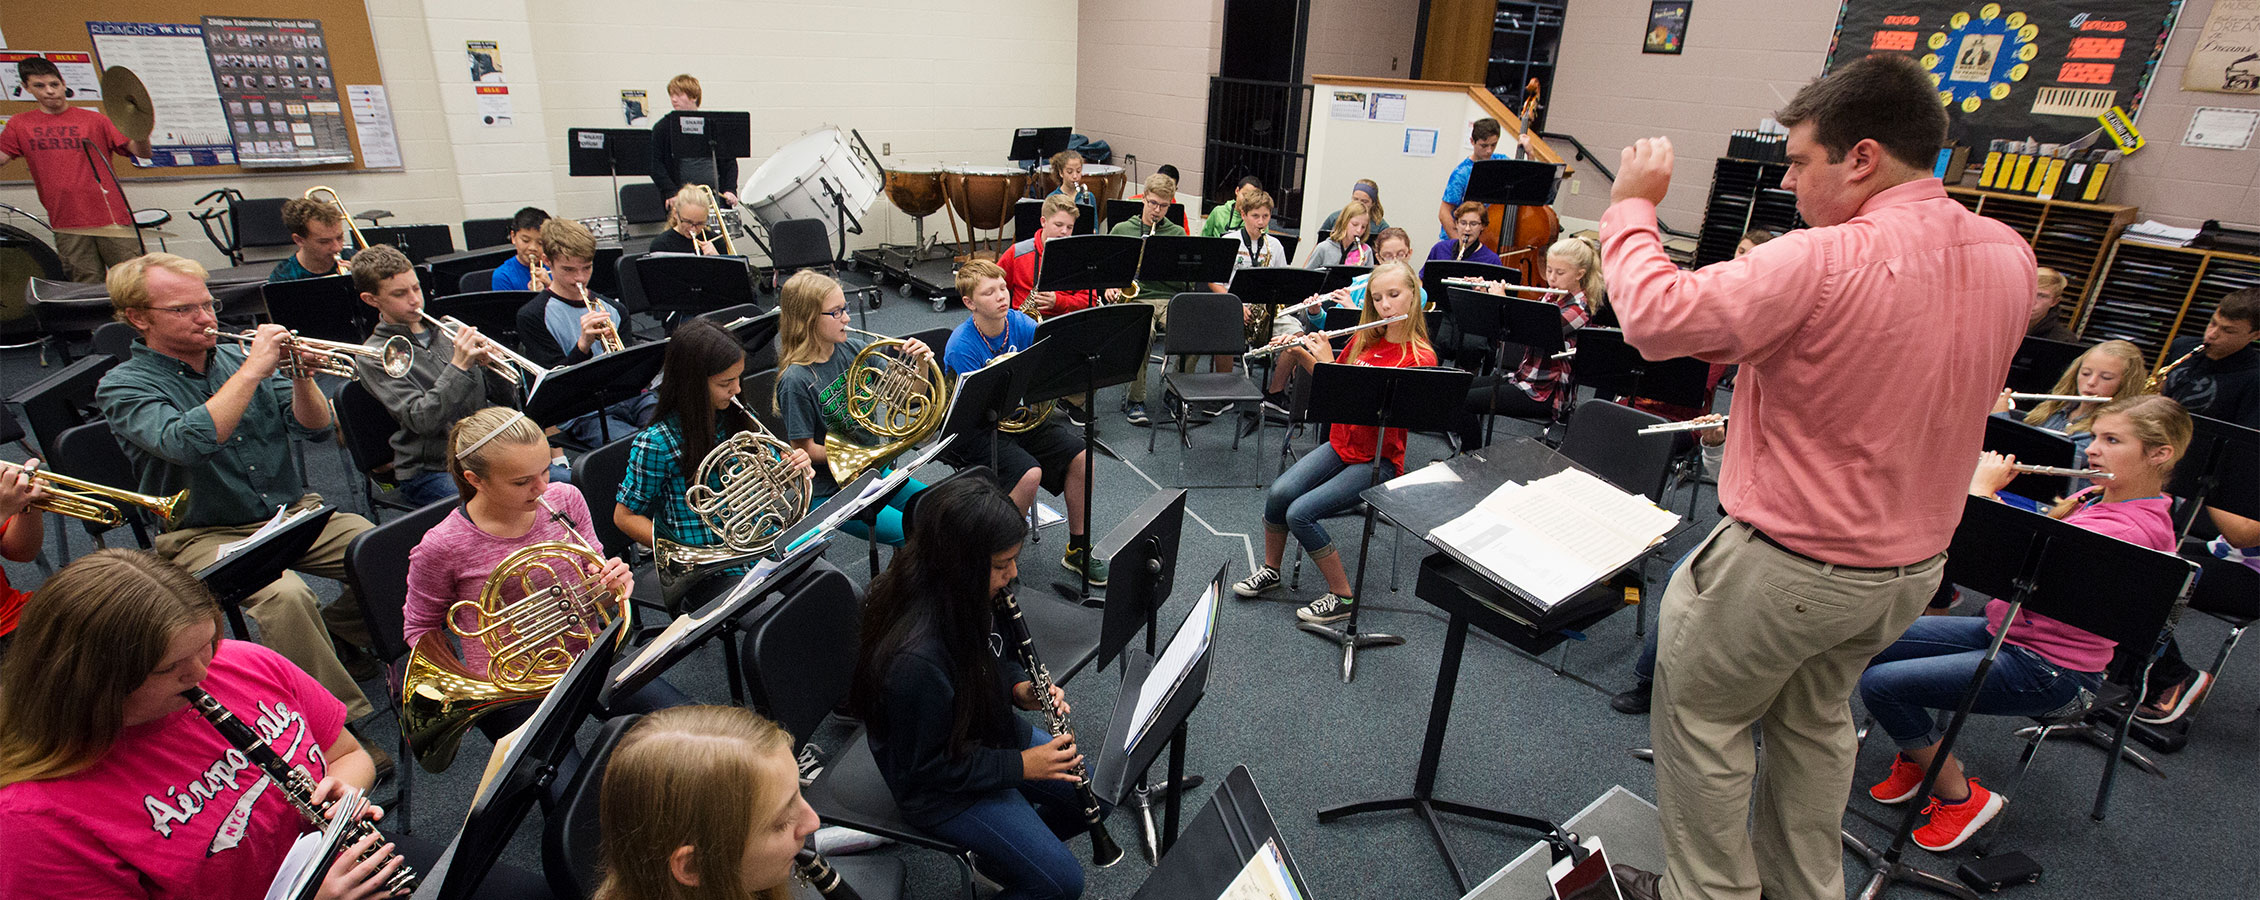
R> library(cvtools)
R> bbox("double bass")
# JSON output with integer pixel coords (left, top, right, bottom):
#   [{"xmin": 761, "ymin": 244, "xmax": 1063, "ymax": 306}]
[{"xmin": 1481, "ymin": 78, "xmax": 1562, "ymax": 284}]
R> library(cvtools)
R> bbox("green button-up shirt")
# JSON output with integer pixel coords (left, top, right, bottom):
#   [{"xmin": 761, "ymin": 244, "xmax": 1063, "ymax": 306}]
[{"xmin": 96, "ymin": 341, "xmax": 331, "ymax": 530}]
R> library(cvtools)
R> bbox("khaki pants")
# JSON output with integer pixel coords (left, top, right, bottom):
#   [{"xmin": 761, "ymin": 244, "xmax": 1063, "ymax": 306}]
[
  {"xmin": 1652, "ymin": 518, "xmax": 1943, "ymax": 900},
  {"xmin": 155, "ymin": 495, "xmax": 377, "ymax": 721},
  {"xmin": 55, "ymin": 233, "xmax": 143, "ymax": 283}
]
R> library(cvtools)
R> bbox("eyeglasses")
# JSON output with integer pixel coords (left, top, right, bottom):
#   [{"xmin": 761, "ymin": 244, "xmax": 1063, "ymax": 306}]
[
  {"xmin": 822, "ymin": 306, "xmax": 851, "ymax": 320},
  {"xmin": 148, "ymin": 299, "xmax": 222, "ymax": 318}
]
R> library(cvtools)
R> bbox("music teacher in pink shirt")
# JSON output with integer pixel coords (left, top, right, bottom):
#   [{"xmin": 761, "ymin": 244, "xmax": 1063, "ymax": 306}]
[{"xmin": 1596, "ymin": 56, "xmax": 2031, "ymax": 900}]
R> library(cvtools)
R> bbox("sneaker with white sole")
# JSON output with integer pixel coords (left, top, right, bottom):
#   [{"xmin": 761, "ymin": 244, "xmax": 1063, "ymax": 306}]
[
  {"xmin": 1912, "ymin": 779, "xmax": 2003, "ymax": 852},
  {"xmin": 1296, "ymin": 593, "xmax": 1354, "ymax": 624},
  {"xmin": 1233, "ymin": 565, "xmax": 1281, "ymax": 597},
  {"xmin": 1125, "ymin": 402, "xmax": 1150, "ymax": 425}
]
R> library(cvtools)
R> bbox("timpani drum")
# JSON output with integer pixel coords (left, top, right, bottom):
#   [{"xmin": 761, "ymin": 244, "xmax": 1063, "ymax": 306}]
[
  {"xmin": 883, "ymin": 167, "xmax": 947, "ymax": 218},
  {"xmin": 740, "ymin": 127, "xmax": 882, "ymax": 248},
  {"xmin": 1030, "ymin": 163, "xmax": 1127, "ymax": 204},
  {"xmin": 942, "ymin": 166, "xmax": 1028, "ymax": 233}
]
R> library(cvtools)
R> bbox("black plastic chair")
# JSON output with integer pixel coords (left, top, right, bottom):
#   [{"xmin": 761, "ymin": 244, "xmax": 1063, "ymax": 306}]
[
  {"xmin": 341, "ymin": 497, "xmax": 454, "ymax": 833},
  {"xmin": 52, "ymin": 420, "xmax": 153, "ymax": 550},
  {"xmin": 1150, "ymin": 294, "xmax": 1264, "ymax": 453},
  {"xmin": 12, "ymin": 354, "xmax": 117, "ymax": 460},
  {"xmin": 540, "ymin": 713, "xmax": 644, "ymax": 900},
  {"xmin": 742, "ymin": 564, "xmax": 973, "ymax": 898},
  {"xmin": 334, "ymin": 381, "xmax": 421, "ymax": 521},
  {"xmin": 768, "ymin": 218, "xmax": 836, "ymax": 286},
  {"xmin": 571, "ymin": 434, "xmax": 639, "ymax": 562},
  {"xmin": 25, "ymin": 277, "xmax": 121, "ymax": 359},
  {"xmin": 620, "ymin": 183, "xmax": 668, "ymax": 225},
  {"xmin": 739, "ymin": 368, "xmax": 790, "ymax": 437},
  {"xmin": 2170, "ymin": 552, "xmax": 2259, "ymax": 730},
  {"xmin": 426, "ymin": 290, "xmax": 535, "ymax": 351},
  {"xmin": 458, "ymin": 268, "xmax": 499, "ymax": 296},
  {"xmin": 91, "ymin": 321, "xmax": 137, "ymax": 363}
]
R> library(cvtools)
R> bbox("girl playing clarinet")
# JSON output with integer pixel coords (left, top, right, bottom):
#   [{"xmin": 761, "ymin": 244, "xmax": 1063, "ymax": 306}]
[{"xmin": 1236, "ymin": 261, "xmax": 1437, "ymax": 624}]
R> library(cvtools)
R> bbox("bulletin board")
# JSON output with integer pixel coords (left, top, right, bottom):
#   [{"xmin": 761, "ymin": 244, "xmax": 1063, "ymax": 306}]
[
  {"xmin": 0, "ymin": 0, "xmax": 394, "ymax": 180},
  {"xmin": 1825, "ymin": 1, "xmax": 2183, "ymax": 150}
]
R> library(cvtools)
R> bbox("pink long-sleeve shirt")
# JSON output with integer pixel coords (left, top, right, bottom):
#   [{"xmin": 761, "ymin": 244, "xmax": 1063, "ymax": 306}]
[
  {"xmin": 405, "ymin": 483, "xmax": 605, "ymax": 679},
  {"xmin": 1601, "ymin": 178, "xmax": 2033, "ymax": 566}
]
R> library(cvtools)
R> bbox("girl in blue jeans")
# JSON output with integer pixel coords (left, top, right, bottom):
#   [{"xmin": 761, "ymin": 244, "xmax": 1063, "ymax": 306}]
[
  {"xmin": 849, "ymin": 474, "xmax": 1103, "ymax": 900},
  {"xmin": 1856, "ymin": 395, "xmax": 2188, "ymax": 852},
  {"xmin": 1233, "ymin": 261, "xmax": 1437, "ymax": 624}
]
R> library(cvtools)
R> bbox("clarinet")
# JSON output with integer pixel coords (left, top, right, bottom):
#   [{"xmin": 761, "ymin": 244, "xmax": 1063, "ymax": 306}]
[
  {"xmin": 796, "ymin": 848, "xmax": 866, "ymax": 900},
  {"xmin": 181, "ymin": 688, "xmax": 418, "ymax": 894},
  {"xmin": 993, "ymin": 588, "xmax": 1124, "ymax": 867}
]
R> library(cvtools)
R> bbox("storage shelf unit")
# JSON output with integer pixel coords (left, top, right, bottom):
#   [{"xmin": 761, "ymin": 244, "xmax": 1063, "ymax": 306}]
[
  {"xmin": 1694, "ymin": 158, "xmax": 1803, "ymax": 268},
  {"xmin": 1946, "ymin": 187, "xmax": 2137, "ymax": 336},
  {"xmin": 2078, "ymin": 242, "xmax": 2260, "ymax": 366},
  {"xmin": 1485, "ymin": 2, "xmax": 1565, "ymax": 131}
]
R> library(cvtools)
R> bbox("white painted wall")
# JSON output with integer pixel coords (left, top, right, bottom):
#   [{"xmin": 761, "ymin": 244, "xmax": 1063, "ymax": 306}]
[
  {"xmin": 1075, "ymin": 0, "xmax": 1224, "ymax": 200},
  {"xmin": 1303, "ymin": 77, "xmax": 1491, "ymax": 253}
]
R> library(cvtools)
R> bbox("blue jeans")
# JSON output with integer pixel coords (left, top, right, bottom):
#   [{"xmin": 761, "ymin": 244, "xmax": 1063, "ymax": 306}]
[
  {"xmin": 561, "ymin": 393, "xmax": 657, "ymax": 447},
  {"xmin": 919, "ymin": 727, "xmax": 1098, "ymax": 900},
  {"xmin": 398, "ymin": 470, "xmax": 457, "ymax": 507},
  {"xmin": 1633, "ymin": 546, "xmax": 1699, "ymax": 685},
  {"xmin": 1858, "ymin": 616, "xmax": 2100, "ymax": 751},
  {"xmin": 1265, "ymin": 444, "xmax": 1396, "ymax": 559}
]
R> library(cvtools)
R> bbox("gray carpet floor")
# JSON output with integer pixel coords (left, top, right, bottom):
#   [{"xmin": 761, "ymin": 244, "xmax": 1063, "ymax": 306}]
[{"xmin": 3, "ymin": 269, "xmax": 2253, "ymax": 899}]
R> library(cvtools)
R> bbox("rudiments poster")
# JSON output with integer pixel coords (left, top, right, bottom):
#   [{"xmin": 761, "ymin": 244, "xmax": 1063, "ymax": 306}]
[
  {"xmin": 201, "ymin": 16, "xmax": 351, "ymax": 167},
  {"xmin": 1824, "ymin": 1, "xmax": 2182, "ymax": 150}
]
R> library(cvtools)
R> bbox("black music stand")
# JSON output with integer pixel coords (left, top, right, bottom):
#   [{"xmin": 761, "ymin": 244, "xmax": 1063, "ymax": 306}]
[
  {"xmin": 1034, "ymin": 234, "xmax": 1143, "ymax": 299},
  {"xmin": 1318, "ymin": 264, "xmax": 1372, "ymax": 294},
  {"xmin": 1136, "ymin": 235, "xmax": 1239, "ymax": 288},
  {"xmin": 1026, "ymin": 304, "xmax": 1158, "ymax": 603},
  {"xmin": 717, "ymin": 308, "xmax": 781, "ymax": 363},
  {"xmin": 940, "ymin": 337, "xmax": 1045, "ymax": 480},
  {"xmin": 1466, "ymin": 158, "xmax": 1564, "ymax": 207},
  {"xmin": 690, "ymin": 112, "xmax": 751, "ymax": 206},
  {"xmin": 1130, "ymin": 766, "xmax": 1313, "ymax": 900},
  {"xmin": 1008, "ymin": 126, "xmax": 1072, "ymax": 163},
  {"xmin": 261, "ymin": 274, "xmax": 369, "ymax": 344},
  {"xmin": 1572, "ymin": 327, "xmax": 1713, "ymax": 411},
  {"xmin": 1012, "ymin": 198, "xmax": 1099, "ymax": 241},
  {"xmin": 1228, "ymin": 266, "xmax": 1327, "ymax": 345},
  {"xmin": 1448, "ymin": 286, "xmax": 1576, "ymax": 444},
  {"xmin": 602, "ymin": 539, "xmax": 827, "ymax": 708},
  {"xmin": 778, "ymin": 435, "xmax": 955, "ymax": 579},
  {"xmin": 415, "ymin": 619, "xmax": 622, "ymax": 900},
  {"xmin": 630, "ymin": 253, "xmax": 756, "ymax": 317},
  {"xmin": 1106, "ymin": 199, "xmax": 1185, "ymax": 232},
  {"xmin": 2006, "ymin": 335, "xmax": 2088, "ymax": 395},
  {"xmin": 1841, "ymin": 496, "xmax": 2198, "ymax": 900},
  {"xmin": 2164, "ymin": 413, "xmax": 2259, "ymax": 538},
  {"xmin": 194, "ymin": 505, "xmax": 338, "ymax": 639},
  {"xmin": 1092, "ymin": 490, "xmax": 1196, "ymax": 863},
  {"xmin": 1093, "ymin": 564, "xmax": 1221, "ymax": 863},
  {"xmin": 1297, "ymin": 363, "xmax": 1474, "ymax": 681},
  {"xmin": 1982, "ymin": 415, "xmax": 2080, "ymax": 506},
  {"xmin": 566, "ymin": 128, "xmax": 652, "ymax": 224},
  {"xmin": 521, "ymin": 340, "xmax": 668, "ymax": 444}
]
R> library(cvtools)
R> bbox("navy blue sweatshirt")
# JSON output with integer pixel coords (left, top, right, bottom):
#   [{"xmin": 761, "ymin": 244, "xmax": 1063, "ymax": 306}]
[{"xmin": 867, "ymin": 632, "xmax": 1033, "ymax": 825}]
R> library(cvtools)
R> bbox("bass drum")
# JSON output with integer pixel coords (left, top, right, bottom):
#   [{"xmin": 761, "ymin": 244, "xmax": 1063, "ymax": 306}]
[
  {"xmin": 942, "ymin": 166, "xmax": 1028, "ymax": 233},
  {"xmin": 740, "ymin": 127, "xmax": 882, "ymax": 250},
  {"xmin": 884, "ymin": 167, "xmax": 947, "ymax": 218},
  {"xmin": 0, "ymin": 223, "xmax": 66, "ymax": 335}
]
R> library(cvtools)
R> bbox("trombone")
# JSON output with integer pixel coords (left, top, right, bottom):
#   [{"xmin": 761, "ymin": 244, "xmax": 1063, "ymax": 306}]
[
  {"xmin": 303, "ymin": 186, "xmax": 372, "ymax": 272},
  {"xmin": 205, "ymin": 328, "xmax": 412, "ymax": 380},
  {"xmin": 0, "ymin": 459, "xmax": 185, "ymax": 527},
  {"xmin": 691, "ymin": 184, "xmax": 737, "ymax": 256},
  {"xmin": 419, "ymin": 311, "xmax": 548, "ymax": 385}
]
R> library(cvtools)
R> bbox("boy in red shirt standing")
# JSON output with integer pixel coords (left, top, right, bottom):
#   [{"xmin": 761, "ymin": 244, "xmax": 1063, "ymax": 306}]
[{"xmin": 0, "ymin": 57, "xmax": 151, "ymax": 281}]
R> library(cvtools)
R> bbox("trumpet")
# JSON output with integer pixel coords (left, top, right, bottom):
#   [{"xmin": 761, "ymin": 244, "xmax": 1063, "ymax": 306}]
[
  {"xmin": 1638, "ymin": 415, "xmax": 1729, "ymax": 435},
  {"xmin": 2146, "ymin": 343, "xmax": 2205, "ymax": 392},
  {"xmin": 205, "ymin": 327, "xmax": 412, "ymax": 380},
  {"xmin": 1244, "ymin": 314, "xmax": 1407, "ymax": 360},
  {"xmin": 2011, "ymin": 462, "xmax": 2114, "ymax": 480},
  {"xmin": 419, "ymin": 311, "xmax": 547, "ymax": 385},
  {"xmin": 1441, "ymin": 276, "xmax": 1570, "ymax": 296},
  {"xmin": 303, "ymin": 186, "xmax": 373, "ymax": 260},
  {"xmin": 2006, "ymin": 392, "xmax": 2113, "ymax": 404},
  {"xmin": 0, "ymin": 459, "xmax": 185, "ymax": 527},
  {"xmin": 529, "ymin": 256, "xmax": 552, "ymax": 293}
]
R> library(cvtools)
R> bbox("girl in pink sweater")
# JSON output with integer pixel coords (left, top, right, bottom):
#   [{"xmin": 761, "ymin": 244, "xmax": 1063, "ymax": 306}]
[{"xmin": 1856, "ymin": 395, "xmax": 2191, "ymax": 852}]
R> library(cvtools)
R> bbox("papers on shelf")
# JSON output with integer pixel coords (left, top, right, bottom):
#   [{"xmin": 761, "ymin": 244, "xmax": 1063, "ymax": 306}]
[
  {"xmin": 1125, "ymin": 581, "xmax": 1217, "ymax": 753},
  {"xmin": 2121, "ymin": 219, "xmax": 2200, "ymax": 247},
  {"xmin": 1217, "ymin": 839, "xmax": 1302, "ymax": 900},
  {"xmin": 1428, "ymin": 468, "xmax": 1679, "ymax": 610},
  {"xmin": 212, "ymin": 505, "xmax": 300, "ymax": 563}
]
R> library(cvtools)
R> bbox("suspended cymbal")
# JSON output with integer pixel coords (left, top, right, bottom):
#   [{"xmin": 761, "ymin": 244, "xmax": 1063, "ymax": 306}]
[{"xmin": 99, "ymin": 66, "xmax": 155, "ymax": 143}]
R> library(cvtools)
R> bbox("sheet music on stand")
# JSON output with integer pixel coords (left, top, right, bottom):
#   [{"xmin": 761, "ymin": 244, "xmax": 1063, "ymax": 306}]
[
  {"xmin": 264, "ymin": 789, "xmax": 369, "ymax": 900},
  {"xmin": 213, "ymin": 505, "xmax": 304, "ymax": 563},
  {"xmin": 1216, "ymin": 839, "xmax": 1303, "ymax": 900},
  {"xmin": 1125, "ymin": 579, "xmax": 1217, "ymax": 752},
  {"xmin": 1428, "ymin": 468, "xmax": 1679, "ymax": 609}
]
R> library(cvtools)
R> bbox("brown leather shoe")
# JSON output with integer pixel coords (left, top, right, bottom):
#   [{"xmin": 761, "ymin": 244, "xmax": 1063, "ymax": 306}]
[{"xmin": 1612, "ymin": 863, "xmax": 1663, "ymax": 900}]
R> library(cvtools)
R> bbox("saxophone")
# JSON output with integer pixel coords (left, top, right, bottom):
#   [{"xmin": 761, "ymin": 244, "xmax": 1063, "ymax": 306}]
[
  {"xmin": 993, "ymin": 586, "xmax": 1123, "ymax": 867},
  {"xmin": 2145, "ymin": 343, "xmax": 2205, "ymax": 392},
  {"xmin": 181, "ymin": 687, "xmax": 418, "ymax": 894}
]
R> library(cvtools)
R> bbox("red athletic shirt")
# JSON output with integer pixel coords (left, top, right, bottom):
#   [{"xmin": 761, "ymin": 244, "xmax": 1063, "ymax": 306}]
[
  {"xmin": 1328, "ymin": 337, "xmax": 1438, "ymax": 472},
  {"xmin": 1000, "ymin": 234, "xmax": 1097, "ymax": 317},
  {"xmin": 0, "ymin": 106, "xmax": 134, "ymax": 231},
  {"xmin": 0, "ymin": 518, "xmax": 24, "ymax": 636}
]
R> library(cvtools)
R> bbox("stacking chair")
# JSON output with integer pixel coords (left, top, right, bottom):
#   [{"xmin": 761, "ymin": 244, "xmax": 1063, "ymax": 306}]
[
  {"xmin": 91, "ymin": 322, "xmax": 138, "ymax": 363},
  {"xmin": 767, "ymin": 218, "xmax": 838, "ymax": 297},
  {"xmin": 743, "ymin": 565, "xmax": 964, "ymax": 898},
  {"xmin": 571, "ymin": 435, "xmax": 669, "ymax": 623},
  {"xmin": 1149, "ymin": 293, "xmax": 1264, "ymax": 453},
  {"xmin": 334, "ymin": 381, "xmax": 420, "ymax": 521},
  {"xmin": 458, "ymin": 268, "xmax": 499, "ymax": 295},
  {"xmin": 342, "ymin": 498, "xmax": 454, "ymax": 832},
  {"xmin": 541, "ymin": 713, "xmax": 644, "ymax": 900}
]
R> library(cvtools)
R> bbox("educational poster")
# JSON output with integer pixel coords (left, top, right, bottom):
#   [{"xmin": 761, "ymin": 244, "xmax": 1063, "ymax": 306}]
[
  {"xmin": 0, "ymin": 50, "xmax": 101, "ymax": 100},
  {"xmin": 201, "ymin": 16, "xmax": 351, "ymax": 167},
  {"xmin": 1330, "ymin": 90, "xmax": 1367, "ymax": 120},
  {"xmin": 86, "ymin": 22, "xmax": 235, "ymax": 167},
  {"xmin": 2184, "ymin": 0, "xmax": 2260, "ymax": 93},
  {"xmin": 1825, "ymin": 1, "xmax": 2183, "ymax": 150},
  {"xmin": 465, "ymin": 41, "xmax": 511, "ymax": 126},
  {"xmin": 346, "ymin": 84, "xmax": 401, "ymax": 168},
  {"xmin": 621, "ymin": 89, "xmax": 649, "ymax": 125},
  {"xmin": 1646, "ymin": 2, "xmax": 1691, "ymax": 54}
]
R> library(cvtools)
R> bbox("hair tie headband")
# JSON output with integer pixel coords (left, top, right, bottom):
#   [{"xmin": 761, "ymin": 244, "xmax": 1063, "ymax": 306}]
[{"xmin": 454, "ymin": 415, "xmax": 520, "ymax": 461}]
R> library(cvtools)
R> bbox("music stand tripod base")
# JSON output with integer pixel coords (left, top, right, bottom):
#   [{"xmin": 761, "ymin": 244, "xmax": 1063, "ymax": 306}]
[
  {"xmin": 1296, "ymin": 621, "xmax": 1404, "ymax": 682},
  {"xmin": 1840, "ymin": 829, "xmax": 1979, "ymax": 900}
]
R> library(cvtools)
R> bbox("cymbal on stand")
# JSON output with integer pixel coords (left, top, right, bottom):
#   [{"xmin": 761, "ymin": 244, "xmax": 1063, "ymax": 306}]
[{"xmin": 100, "ymin": 67, "xmax": 155, "ymax": 144}]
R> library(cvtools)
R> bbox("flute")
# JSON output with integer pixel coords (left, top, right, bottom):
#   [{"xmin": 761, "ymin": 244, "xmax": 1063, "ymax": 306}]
[
  {"xmin": 2011, "ymin": 462, "xmax": 2113, "ymax": 480},
  {"xmin": 1638, "ymin": 416, "xmax": 1729, "ymax": 435},
  {"xmin": 1244, "ymin": 314, "xmax": 1408, "ymax": 359},
  {"xmin": 2006, "ymin": 392, "xmax": 2113, "ymax": 404},
  {"xmin": 1441, "ymin": 276, "xmax": 1569, "ymax": 296}
]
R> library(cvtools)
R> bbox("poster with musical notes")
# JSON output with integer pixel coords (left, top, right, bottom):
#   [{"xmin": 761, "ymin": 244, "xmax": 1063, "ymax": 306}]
[{"xmin": 1824, "ymin": 1, "xmax": 2183, "ymax": 152}]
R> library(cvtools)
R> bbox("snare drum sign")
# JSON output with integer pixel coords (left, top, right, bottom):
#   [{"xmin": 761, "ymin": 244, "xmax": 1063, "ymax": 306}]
[{"xmin": 739, "ymin": 128, "xmax": 883, "ymax": 251}]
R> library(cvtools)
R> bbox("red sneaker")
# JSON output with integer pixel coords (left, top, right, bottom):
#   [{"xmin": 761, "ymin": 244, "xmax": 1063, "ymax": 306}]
[
  {"xmin": 1868, "ymin": 753, "xmax": 1927, "ymax": 804},
  {"xmin": 1913, "ymin": 780, "xmax": 2004, "ymax": 852}
]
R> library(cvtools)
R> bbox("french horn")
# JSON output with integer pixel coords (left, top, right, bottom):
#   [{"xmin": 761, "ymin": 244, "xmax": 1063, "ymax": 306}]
[
  {"xmin": 654, "ymin": 399, "xmax": 814, "ymax": 605},
  {"xmin": 822, "ymin": 329, "xmax": 948, "ymax": 485}
]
